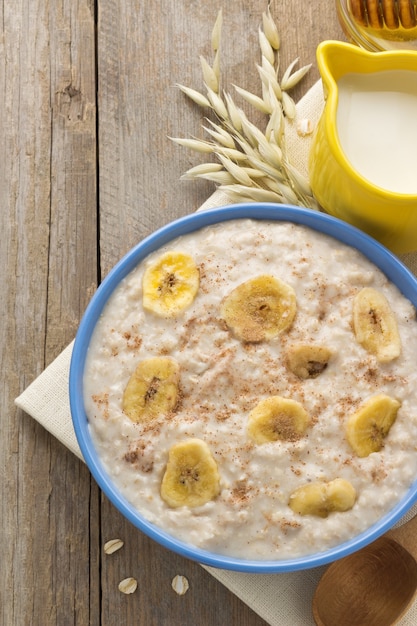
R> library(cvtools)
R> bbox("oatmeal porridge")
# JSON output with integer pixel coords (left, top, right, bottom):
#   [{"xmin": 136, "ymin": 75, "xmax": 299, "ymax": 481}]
[{"xmin": 83, "ymin": 218, "xmax": 417, "ymax": 559}]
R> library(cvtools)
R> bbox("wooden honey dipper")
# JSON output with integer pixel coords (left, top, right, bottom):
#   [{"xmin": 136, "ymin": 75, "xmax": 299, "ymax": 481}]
[{"xmin": 350, "ymin": 0, "xmax": 417, "ymax": 29}]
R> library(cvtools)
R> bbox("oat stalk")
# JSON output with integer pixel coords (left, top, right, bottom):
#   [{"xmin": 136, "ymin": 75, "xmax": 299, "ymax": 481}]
[{"xmin": 172, "ymin": 9, "xmax": 318, "ymax": 209}]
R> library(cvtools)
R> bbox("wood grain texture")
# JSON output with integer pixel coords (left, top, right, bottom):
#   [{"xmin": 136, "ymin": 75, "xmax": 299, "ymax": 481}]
[
  {"xmin": 1, "ymin": 1, "xmax": 99, "ymax": 624},
  {"xmin": 2, "ymin": 1, "xmax": 345, "ymax": 624}
]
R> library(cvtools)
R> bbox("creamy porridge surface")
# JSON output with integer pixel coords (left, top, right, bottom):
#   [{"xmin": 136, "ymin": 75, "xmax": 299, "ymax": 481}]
[{"xmin": 84, "ymin": 219, "xmax": 417, "ymax": 560}]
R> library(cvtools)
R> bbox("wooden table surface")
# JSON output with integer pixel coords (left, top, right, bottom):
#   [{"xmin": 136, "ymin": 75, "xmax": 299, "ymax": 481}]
[{"xmin": 3, "ymin": 2, "xmax": 346, "ymax": 624}]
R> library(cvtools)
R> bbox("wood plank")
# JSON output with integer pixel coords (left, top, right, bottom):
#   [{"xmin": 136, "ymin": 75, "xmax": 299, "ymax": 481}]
[
  {"xmin": 46, "ymin": 0, "xmax": 100, "ymax": 621},
  {"xmin": 1, "ymin": 2, "xmax": 54, "ymax": 623},
  {"xmin": 1, "ymin": 0, "xmax": 100, "ymax": 624}
]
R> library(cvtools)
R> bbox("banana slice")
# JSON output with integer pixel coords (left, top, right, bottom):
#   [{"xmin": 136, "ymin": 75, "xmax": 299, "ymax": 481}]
[
  {"xmin": 346, "ymin": 393, "xmax": 401, "ymax": 457},
  {"xmin": 142, "ymin": 251, "xmax": 200, "ymax": 317},
  {"xmin": 160, "ymin": 438, "xmax": 221, "ymax": 508},
  {"xmin": 247, "ymin": 396, "xmax": 310, "ymax": 443},
  {"xmin": 288, "ymin": 478, "xmax": 357, "ymax": 518},
  {"xmin": 286, "ymin": 344, "xmax": 333, "ymax": 379},
  {"xmin": 352, "ymin": 287, "xmax": 401, "ymax": 362},
  {"xmin": 220, "ymin": 274, "xmax": 296, "ymax": 342},
  {"xmin": 122, "ymin": 356, "xmax": 180, "ymax": 423}
]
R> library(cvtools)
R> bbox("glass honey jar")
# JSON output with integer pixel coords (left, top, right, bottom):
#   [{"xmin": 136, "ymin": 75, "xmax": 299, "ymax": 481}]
[{"xmin": 336, "ymin": 0, "xmax": 417, "ymax": 50}]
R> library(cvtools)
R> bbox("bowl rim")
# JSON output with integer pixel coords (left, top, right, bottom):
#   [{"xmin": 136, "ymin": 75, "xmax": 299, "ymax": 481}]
[{"xmin": 69, "ymin": 202, "xmax": 417, "ymax": 572}]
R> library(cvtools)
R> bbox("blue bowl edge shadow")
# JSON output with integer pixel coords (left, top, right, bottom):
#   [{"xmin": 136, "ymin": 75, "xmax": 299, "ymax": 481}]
[{"xmin": 69, "ymin": 202, "xmax": 417, "ymax": 573}]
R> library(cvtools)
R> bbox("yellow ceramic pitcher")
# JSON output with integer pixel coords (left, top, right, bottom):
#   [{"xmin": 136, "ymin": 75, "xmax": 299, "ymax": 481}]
[{"xmin": 309, "ymin": 40, "xmax": 417, "ymax": 254}]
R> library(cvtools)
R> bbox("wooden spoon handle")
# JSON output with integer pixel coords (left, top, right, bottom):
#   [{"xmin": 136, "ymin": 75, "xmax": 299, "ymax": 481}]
[{"xmin": 387, "ymin": 513, "xmax": 417, "ymax": 561}]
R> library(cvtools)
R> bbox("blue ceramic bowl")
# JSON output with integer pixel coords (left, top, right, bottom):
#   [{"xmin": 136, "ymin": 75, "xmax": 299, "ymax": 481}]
[{"xmin": 69, "ymin": 203, "xmax": 417, "ymax": 573}]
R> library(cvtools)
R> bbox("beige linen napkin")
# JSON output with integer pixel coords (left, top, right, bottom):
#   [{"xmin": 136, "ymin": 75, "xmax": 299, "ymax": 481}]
[{"xmin": 16, "ymin": 80, "xmax": 417, "ymax": 626}]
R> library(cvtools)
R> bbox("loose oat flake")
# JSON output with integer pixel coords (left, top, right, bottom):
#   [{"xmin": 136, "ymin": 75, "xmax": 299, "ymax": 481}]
[
  {"xmin": 296, "ymin": 118, "xmax": 313, "ymax": 136},
  {"xmin": 104, "ymin": 538, "xmax": 124, "ymax": 555},
  {"xmin": 118, "ymin": 577, "xmax": 138, "ymax": 594},
  {"xmin": 171, "ymin": 574, "xmax": 190, "ymax": 595}
]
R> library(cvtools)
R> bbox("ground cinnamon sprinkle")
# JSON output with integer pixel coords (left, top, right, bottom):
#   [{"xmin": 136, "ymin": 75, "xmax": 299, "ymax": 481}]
[
  {"xmin": 230, "ymin": 480, "xmax": 251, "ymax": 504},
  {"xmin": 92, "ymin": 392, "xmax": 110, "ymax": 419},
  {"xmin": 123, "ymin": 329, "xmax": 142, "ymax": 351},
  {"xmin": 279, "ymin": 519, "xmax": 301, "ymax": 533},
  {"xmin": 124, "ymin": 440, "xmax": 154, "ymax": 473},
  {"xmin": 371, "ymin": 466, "xmax": 388, "ymax": 483}
]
